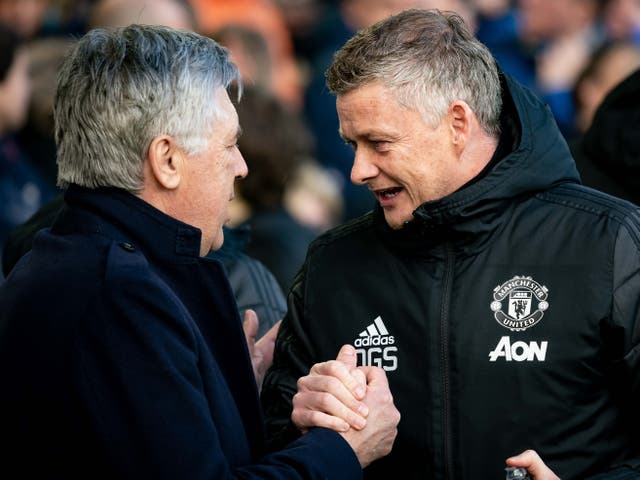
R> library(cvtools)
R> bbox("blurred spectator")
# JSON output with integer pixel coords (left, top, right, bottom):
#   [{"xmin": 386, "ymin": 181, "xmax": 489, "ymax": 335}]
[
  {"xmin": 88, "ymin": 0, "xmax": 197, "ymax": 31},
  {"xmin": 573, "ymin": 39, "xmax": 640, "ymax": 135},
  {"xmin": 212, "ymin": 25, "xmax": 272, "ymax": 93},
  {"xmin": 40, "ymin": 0, "xmax": 95, "ymax": 36},
  {"xmin": 16, "ymin": 37, "xmax": 73, "ymax": 186},
  {"xmin": 475, "ymin": 0, "xmax": 537, "ymax": 91},
  {"xmin": 273, "ymin": 0, "xmax": 331, "ymax": 62},
  {"xmin": 0, "ymin": 25, "xmax": 54, "ymax": 279},
  {"xmin": 0, "ymin": 0, "xmax": 50, "ymax": 38},
  {"xmin": 602, "ymin": 0, "xmax": 640, "ymax": 43},
  {"xmin": 232, "ymin": 85, "xmax": 323, "ymax": 293},
  {"xmin": 189, "ymin": 0, "xmax": 304, "ymax": 109},
  {"xmin": 284, "ymin": 160, "xmax": 343, "ymax": 233},
  {"xmin": 571, "ymin": 67, "xmax": 640, "ymax": 204},
  {"xmin": 518, "ymin": 0, "xmax": 606, "ymax": 138}
]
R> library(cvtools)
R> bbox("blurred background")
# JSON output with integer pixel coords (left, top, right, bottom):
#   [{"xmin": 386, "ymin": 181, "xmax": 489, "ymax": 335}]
[{"xmin": 2, "ymin": 0, "xmax": 640, "ymax": 288}]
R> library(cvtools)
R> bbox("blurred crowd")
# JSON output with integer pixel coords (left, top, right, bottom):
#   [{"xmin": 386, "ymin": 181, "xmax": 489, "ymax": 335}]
[{"xmin": 2, "ymin": 0, "xmax": 640, "ymax": 288}]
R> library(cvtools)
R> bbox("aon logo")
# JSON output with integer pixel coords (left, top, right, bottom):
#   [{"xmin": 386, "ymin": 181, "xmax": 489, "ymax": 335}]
[{"xmin": 489, "ymin": 336, "xmax": 548, "ymax": 362}]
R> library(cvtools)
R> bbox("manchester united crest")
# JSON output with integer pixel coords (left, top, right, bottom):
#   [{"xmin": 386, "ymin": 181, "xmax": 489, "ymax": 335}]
[{"xmin": 490, "ymin": 275, "xmax": 549, "ymax": 331}]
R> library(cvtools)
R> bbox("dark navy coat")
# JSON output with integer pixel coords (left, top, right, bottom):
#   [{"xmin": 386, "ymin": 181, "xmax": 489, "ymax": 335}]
[{"xmin": 0, "ymin": 185, "xmax": 360, "ymax": 479}]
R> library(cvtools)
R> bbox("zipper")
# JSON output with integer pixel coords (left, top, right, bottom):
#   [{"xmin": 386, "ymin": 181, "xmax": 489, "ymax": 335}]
[{"xmin": 441, "ymin": 243, "xmax": 455, "ymax": 479}]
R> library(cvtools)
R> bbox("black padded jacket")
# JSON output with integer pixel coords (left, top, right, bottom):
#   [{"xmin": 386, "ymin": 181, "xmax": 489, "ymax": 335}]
[{"xmin": 261, "ymin": 74, "xmax": 640, "ymax": 479}]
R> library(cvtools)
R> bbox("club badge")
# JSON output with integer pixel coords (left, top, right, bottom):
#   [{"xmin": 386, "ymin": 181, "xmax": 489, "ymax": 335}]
[{"xmin": 490, "ymin": 275, "xmax": 549, "ymax": 331}]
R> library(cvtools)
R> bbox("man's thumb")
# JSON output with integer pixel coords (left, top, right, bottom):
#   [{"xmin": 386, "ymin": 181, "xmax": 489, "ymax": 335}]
[
  {"xmin": 335, "ymin": 344, "xmax": 358, "ymax": 369},
  {"xmin": 242, "ymin": 309, "xmax": 259, "ymax": 342}
]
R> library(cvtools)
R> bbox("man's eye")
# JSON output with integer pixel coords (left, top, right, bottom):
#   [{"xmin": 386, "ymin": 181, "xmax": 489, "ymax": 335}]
[{"xmin": 344, "ymin": 140, "xmax": 356, "ymax": 151}]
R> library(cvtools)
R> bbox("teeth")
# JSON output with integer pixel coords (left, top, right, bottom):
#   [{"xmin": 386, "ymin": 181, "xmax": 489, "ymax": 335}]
[{"xmin": 380, "ymin": 188, "xmax": 400, "ymax": 198}]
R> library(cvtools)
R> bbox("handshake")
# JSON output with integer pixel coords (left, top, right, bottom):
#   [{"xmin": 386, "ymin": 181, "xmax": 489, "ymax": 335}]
[{"xmin": 291, "ymin": 344, "xmax": 401, "ymax": 468}]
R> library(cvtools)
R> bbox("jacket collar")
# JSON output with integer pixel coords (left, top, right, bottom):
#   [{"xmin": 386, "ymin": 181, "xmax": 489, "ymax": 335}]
[{"xmin": 56, "ymin": 184, "xmax": 203, "ymax": 262}]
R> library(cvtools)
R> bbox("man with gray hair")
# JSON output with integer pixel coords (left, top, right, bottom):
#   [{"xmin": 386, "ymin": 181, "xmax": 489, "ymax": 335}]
[
  {"xmin": 262, "ymin": 8, "xmax": 640, "ymax": 480},
  {"xmin": 0, "ymin": 24, "xmax": 400, "ymax": 478}
]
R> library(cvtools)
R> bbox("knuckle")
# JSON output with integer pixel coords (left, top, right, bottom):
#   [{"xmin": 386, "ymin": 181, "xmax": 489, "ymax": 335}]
[
  {"xmin": 318, "ymin": 391, "xmax": 333, "ymax": 409},
  {"xmin": 309, "ymin": 362, "xmax": 325, "ymax": 375},
  {"xmin": 296, "ymin": 377, "xmax": 307, "ymax": 390},
  {"xmin": 291, "ymin": 409, "xmax": 309, "ymax": 428},
  {"xmin": 306, "ymin": 411, "xmax": 322, "ymax": 425},
  {"xmin": 292, "ymin": 391, "xmax": 305, "ymax": 407},
  {"xmin": 325, "ymin": 361, "xmax": 344, "ymax": 377}
]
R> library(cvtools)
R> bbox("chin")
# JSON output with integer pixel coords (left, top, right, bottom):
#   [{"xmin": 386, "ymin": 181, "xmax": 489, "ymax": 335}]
[
  {"xmin": 207, "ymin": 229, "xmax": 225, "ymax": 254},
  {"xmin": 384, "ymin": 215, "xmax": 405, "ymax": 230},
  {"xmin": 384, "ymin": 209, "xmax": 414, "ymax": 230}
]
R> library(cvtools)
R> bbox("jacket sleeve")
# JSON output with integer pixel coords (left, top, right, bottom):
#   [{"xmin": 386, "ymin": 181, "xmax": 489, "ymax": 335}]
[
  {"xmin": 611, "ymin": 222, "xmax": 640, "ymax": 400},
  {"xmin": 604, "ymin": 220, "xmax": 640, "ymax": 472},
  {"xmin": 75, "ymin": 248, "xmax": 359, "ymax": 480},
  {"xmin": 261, "ymin": 262, "xmax": 320, "ymax": 452}
]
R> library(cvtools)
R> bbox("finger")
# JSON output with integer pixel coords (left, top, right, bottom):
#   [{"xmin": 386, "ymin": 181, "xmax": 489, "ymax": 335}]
[
  {"xmin": 298, "ymin": 373, "xmax": 369, "ymax": 418},
  {"xmin": 261, "ymin": 319, "xmax": 281, "ymax": 342},
  {"xmin": 335, "ymin": 344, "xmax": 358, "ymax": 369},
  {"xmin": 351, "ymin": 368, "xmax": 367, "ymax": 402},
  {"xmin": 292, "ymin": 407, "xmax": 351, "ymax": 432},
  {"xmin": 359, "ymin": 365, "xmax": 390, "ymax": 389},
  {"xmin": 242, "ymin": 309, "xmax": 259, "ymax": 344},
  {"xmin": 309, "ymin": 358, "xmax": 366, "ymax": 400},
  {"xmin": 506, "ymin": 450, "xmax": 559, "ymax": 480},
  {"xmin": 292, "ymin": 391, "xmax": 367, "ymax": 431},
  {"xmin": 336, "ymin": 345, "xmax": 367, "ymax": 400},
  {"xmin": 255, "ymin": 320, "xmax": 281, "ymax": 369}
]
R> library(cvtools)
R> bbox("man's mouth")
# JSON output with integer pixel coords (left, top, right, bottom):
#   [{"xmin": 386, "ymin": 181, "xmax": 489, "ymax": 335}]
[{"xmin": 375, "ymin": 187, "xmax": 403, "ymax": 200}]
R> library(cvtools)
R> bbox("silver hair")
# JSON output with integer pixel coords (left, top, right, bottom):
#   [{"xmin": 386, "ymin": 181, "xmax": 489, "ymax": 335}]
[
  {"xmin": 326, "ymin": 9, "xmax": 502, "ymax": 137},
  {"xmin": 54, "ymin": 24, "xmax": 241, "ymax": 191}
]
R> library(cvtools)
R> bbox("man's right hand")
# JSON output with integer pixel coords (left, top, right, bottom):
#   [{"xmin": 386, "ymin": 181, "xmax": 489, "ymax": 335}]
[
  {"xmin": 292, "ymin": 344, "xmax": 400, "ymax": 468},
  {"xmin": 338, "ymin": 364, "xmax": 400, "ymax": 468}
]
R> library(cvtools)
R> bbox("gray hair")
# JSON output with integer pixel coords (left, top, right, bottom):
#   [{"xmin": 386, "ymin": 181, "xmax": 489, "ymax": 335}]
[
  {"xmin": 326, "ymin": 9, "xmax": 502, "ymax": 137},
  {"xmin": 54, "ymin": 24, "xmax": 240, "ymax": 191}
]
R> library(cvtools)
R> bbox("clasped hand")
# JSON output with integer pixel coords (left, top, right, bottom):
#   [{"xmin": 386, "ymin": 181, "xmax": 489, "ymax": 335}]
[{"xmin": 291, "ymin": 344, "xmax": 400, "ymax": 468}]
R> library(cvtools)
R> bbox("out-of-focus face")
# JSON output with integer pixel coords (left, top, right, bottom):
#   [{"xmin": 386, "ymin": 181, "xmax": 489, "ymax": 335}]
[
  {"xmin": 0, "ymin": 0, "xmax": 49, "ymax": 38},
  {"xmin": 604, "ymin": 0, "xmax": 640, "ymax": 39},
  {"xmin": 344, "ymin": 0, "xmax": 476, "ymax": 32},
  {"xmin": 576, "ymin": 44, "xmax": 640, "ymax": 132},
  {"xmin": 337, "ymin": 82, "xmax": 462, "ymax": 230},
  {"xmin": 0, "ymin": 48, "xmax": 31, "ymax": 133},
  {"xmin": 518, "ymin": 0, "xmax": 587, "ymax": 41},
  {"xmin": 179, "ymin": 88, "xmax": 247, "ymax": 255}
]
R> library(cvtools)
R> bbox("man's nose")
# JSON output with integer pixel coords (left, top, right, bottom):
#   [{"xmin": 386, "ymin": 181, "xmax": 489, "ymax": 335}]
[
  {"xmin": 236, "ymin": 150, "xmax": 248, "ymax": 179},
  {"xmin": 350, "ymin": 150, "xmax": 378, "ymax": 185}
]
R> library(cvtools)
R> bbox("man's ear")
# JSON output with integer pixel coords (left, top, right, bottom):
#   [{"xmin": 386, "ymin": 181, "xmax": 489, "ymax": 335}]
[
  {"xmin": 147, "ymin": 135, "xmax": 182, "ymax": 190},
  {"xmin": 448, "ymin": 100, "xmax": 472, "ymax": 150}
]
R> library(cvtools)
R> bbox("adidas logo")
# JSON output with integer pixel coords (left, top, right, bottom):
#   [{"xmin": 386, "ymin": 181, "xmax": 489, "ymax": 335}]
[
  {"xmin": 353, "ymin": 316, "xmax": 398, "ymax": 371},
  {"xmin": 354, "ymin": 316, "xmax": 395, "ymax": 347}
]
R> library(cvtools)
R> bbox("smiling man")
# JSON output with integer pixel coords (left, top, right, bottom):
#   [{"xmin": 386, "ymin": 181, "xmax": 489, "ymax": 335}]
[
  {"xmin": 262, "ymin": 8, "xmax": 640, "ymax": 480},
  {"xmin": 0, "ymin": 24, "xmax": 400, "ymax": 479}
]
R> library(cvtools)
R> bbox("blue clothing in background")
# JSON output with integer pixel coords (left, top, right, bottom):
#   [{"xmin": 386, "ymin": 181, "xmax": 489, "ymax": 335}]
[{"xmin": 0, "ymin": 135, "xmax": 54, "ymax": 272}]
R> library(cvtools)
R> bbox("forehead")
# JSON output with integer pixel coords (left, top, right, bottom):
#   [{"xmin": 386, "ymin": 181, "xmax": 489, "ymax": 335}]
[
  {"xmin": 213, "ymin": 88, "xmax": 239, "ymax": 131},
  {"xmin": 337, "ymin": 82, "xmax": 402, "ymax": 116},
  {"xmin": 336, "ymin": 82, "xmax": 410, "ymax": 133}
]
